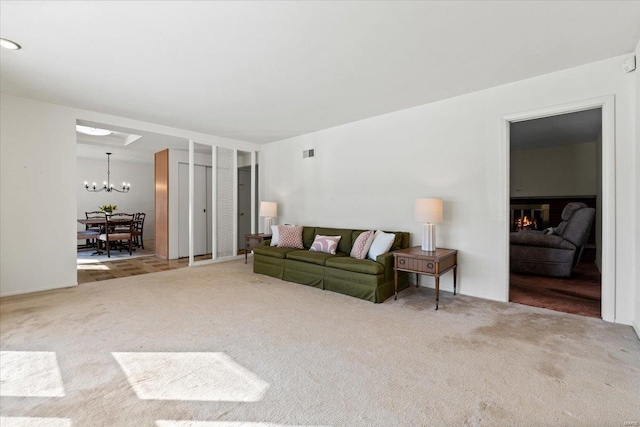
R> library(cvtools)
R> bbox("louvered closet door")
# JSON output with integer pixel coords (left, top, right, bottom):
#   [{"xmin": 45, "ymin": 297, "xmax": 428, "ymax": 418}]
[{"xmin": 216, "ymin": 147, "xmax": 235, "ymax": 258}]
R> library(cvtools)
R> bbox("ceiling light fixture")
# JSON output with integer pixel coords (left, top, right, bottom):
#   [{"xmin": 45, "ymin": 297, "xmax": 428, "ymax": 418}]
[
  {"xmin": 85, "ymin": 153, "xmax": 131, "ymax": 193},
  {"xmin": 76, "ymin": 125, "xmax": 113, "ymax": 136},
  {"xmin": 0, "ymin": 38, "xmax": 22, "ymax": 50}
]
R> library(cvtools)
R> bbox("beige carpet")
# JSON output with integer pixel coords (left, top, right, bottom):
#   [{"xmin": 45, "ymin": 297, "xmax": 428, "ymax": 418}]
[{"xmin": 1, "ymin": 260, "xmax": 639, "ymax": 427}]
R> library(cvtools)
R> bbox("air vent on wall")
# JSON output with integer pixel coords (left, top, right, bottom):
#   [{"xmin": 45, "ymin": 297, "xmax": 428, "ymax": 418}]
[{"xmin": 303, "ymin": 149, "xmax": 315, "ymax": 158}]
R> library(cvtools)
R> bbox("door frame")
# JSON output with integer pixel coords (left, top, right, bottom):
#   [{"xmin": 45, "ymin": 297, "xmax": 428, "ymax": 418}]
[
  {"xmin": 187, "ymin": 141, "xmax": 257, "ymax": 267},
  {"xmin": 501, "ymin": 95, "xmax": 615, "ymax": 322},
  {"xmin": 237, "ymin": 164, "xmax": 259, "ymax": 250}
]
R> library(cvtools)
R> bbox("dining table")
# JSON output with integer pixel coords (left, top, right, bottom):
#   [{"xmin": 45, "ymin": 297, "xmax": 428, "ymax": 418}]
[
  {"xmin": 77, "ymin": 217, "xmax": 132, "ymax": 227},
  {"xmin": 77, "ymin": 217, "xmax": 134, "ymax": 255}
]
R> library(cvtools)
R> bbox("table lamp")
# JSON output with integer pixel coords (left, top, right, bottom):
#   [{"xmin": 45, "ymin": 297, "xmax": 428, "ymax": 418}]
[
  {"xmin": 259, "ymin": 201, "xmax": 278, "ymax": 232},
  {"xmin": 414, "ymin": 198, "xmax": 443, "ymax": 251}
]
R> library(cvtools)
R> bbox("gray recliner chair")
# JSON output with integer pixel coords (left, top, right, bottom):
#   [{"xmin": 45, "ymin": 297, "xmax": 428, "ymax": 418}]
[{"xmin": 510, "ymin": 202, "xmax": 595, "ymax": 277}]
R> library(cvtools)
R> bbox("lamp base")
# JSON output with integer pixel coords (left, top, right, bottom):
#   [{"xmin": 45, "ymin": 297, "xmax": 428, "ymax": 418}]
[
  {"xmin": 421, "ymin": 223, "xmax": 436, "ymax": 251},
  {"xmin": 264, "ymin": 217, "xmax": 272, "ymax": 233}
]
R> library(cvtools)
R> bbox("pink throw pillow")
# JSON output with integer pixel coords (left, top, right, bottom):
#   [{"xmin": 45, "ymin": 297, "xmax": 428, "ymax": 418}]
[
  {"xmin": 309, "ymin": 235, "xmax": 342, "ymax": 255},
  {"xmin": 277, "ymin": 225, "xmax": 304, "ymax": 249},
  {"xmin": 350, "ymin": 230, "xmax": 375, "ymax": 259}
]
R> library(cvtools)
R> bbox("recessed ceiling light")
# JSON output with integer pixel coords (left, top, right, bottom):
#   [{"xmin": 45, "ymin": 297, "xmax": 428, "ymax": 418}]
[
  {"xmin": 0, "ymin": 38, "xmax": 21, "ymax": 50},
  {"xmin": 76, "ymin": 125, "xmax": 113, "ymax": 136}
]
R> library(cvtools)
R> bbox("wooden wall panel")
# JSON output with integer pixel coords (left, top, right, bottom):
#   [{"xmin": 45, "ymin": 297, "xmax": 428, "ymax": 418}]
[{"xmin": 155, "ymin": 149, "xmax": 169, "ymax": 259}]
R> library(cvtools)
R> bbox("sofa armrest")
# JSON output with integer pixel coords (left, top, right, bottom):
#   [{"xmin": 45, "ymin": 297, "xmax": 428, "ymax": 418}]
[
  {"xmin": 261, "ymin": 240, "xmax": 272, "ymax": 246},
  {"xmin": 509, "ymin": 232, "xmax": 575, "ymax": 250},
  {"xmin": 376, "ymin": 252, "xmax": 395, "ymax": 282}
]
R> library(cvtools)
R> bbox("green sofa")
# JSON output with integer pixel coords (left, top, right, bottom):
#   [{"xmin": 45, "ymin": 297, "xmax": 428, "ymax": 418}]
[{"xmin": 252, "ymin": 226, "xmax": 410, "ymax": 303}]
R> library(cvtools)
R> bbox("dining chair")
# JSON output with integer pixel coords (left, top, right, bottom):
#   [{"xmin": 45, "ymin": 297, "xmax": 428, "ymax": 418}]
[
  {"xmin": 84, "ymin": 211, "xmax": 106, "ymax": 249},
  {"xmin": 77, "ymin": 230, "xmax": 100, "ymax": 253},
  {"xmin": 98, "ymin": 213, "xmax": 135, "ymax": 258},
  {"xmin": 85, "ymin": 211, "xmax": 106, "ymax": 231},
  {"xmin": 133, "ymin": 212, "xmax": 146, "ymax": 249}
]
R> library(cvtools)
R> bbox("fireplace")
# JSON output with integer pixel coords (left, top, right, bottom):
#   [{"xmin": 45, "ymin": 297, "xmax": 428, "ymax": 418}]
[{"xmin": 510, "ymin": 204, "xmax": 550, "ymax": 232}]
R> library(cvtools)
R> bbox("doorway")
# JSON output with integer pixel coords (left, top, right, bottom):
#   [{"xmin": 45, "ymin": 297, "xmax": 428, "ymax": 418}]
[
  {"xmin": 237, "ymin": 165, "xmax": 258, "ymax": 252},
  {"xmin": 178, "ymin": 163, "xmax": 212, "ymax": 258},
  {"xmin": 502, "ymin": 96, "xmax": 615, "ymax": 321}
]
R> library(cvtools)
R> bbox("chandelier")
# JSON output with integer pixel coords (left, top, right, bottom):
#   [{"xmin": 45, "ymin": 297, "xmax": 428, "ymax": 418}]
[{"xmin": 84, "ymin": 153, "xmax": 131, "ymax": 193}]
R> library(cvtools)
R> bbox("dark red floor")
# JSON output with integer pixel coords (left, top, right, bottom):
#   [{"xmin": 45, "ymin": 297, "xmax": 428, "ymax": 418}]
[{"xmin": 509, "ymin": 256, "xmax": 601, "ymax": 318}]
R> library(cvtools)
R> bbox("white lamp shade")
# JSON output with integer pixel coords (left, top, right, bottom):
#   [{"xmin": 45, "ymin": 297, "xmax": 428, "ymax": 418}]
[
  {"xmin": 414, "ymin": 198, "xmax": 443, "ymax": 223},
  {"xmin": 259, "ymin": 201, "xmax": 278, "ymax": 218}
]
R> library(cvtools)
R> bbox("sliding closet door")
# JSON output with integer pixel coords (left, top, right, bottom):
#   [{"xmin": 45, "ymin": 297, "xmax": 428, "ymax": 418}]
[{"xmin": 188, "ymin": 141, "xmax": 252, "ymax": 266}]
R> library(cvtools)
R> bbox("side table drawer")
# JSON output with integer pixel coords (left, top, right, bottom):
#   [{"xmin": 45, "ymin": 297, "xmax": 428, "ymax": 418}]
[
  {"xmin": 246, "ymin": 237, "xmax": 263, "ymax": 249},
  {"xmin": 397, "ymin": 256, "xmax": 436, "ymax": 273}
]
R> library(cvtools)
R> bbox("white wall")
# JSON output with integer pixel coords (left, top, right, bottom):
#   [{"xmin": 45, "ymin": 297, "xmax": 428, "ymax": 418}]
[
  {"xmin": 77, "ymin": 157, "xmax": 155, "ymax": 240},
  {"xmin": 1, "ymin": 95, "xmax": 78, "ymax": 296},
  {"xmin": 0, "ymin": 94, "xmax": 258, "ymax": 297},
  {"xmin": 260, "ymin": 54, "xmax": 637, "ymax": 325},
  {"xmin": 634, "ymin": 40, "xmax": 640, "ymax": 337},
  {"xmin": 510, "ymin": 142, "xmax": 597, "ymax": 197}
]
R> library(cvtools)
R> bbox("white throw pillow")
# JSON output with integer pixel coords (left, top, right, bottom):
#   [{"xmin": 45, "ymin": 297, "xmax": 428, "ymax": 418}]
[
  {"xmin": 270, "ymin": 225, "xmax": 280, "ymax": 246},
  {"xmin": 367, "ymin": 230, "xmax": 396, "ymax": 260}
]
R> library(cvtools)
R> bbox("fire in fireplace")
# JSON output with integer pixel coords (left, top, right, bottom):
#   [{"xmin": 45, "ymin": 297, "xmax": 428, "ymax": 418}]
[{"xmin": 510, "ymin": 204, "xmax": 550, "ymax": 232}]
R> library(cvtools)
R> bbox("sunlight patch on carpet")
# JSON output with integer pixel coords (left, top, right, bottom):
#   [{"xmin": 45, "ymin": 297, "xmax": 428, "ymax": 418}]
[
  {"xmin": 76, "ymin": 264, "xmax": 111, "ymax": 270},
  {"xmin": 112, "ymin": 352, "xmax": 269, "ymax": 402},
  {"xmin": 0, "ymin": 418, "xmax": 72, "ymax": 427},
  {"xmin": 0, "ymin": 351, "xmax": 65, "ymax": 397}
]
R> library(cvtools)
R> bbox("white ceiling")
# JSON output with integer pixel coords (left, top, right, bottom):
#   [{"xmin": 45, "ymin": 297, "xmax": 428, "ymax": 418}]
[
  {"xmin": 76, "ymin": 120, "xmax": 189, "ymax": 164},
  {"xmin": 2, "ymin": 1, "xmax": 639, "ymax": 144},
  {"xmin": 510, "ymin": 108, "xmax": 603, "ymax": 151}
]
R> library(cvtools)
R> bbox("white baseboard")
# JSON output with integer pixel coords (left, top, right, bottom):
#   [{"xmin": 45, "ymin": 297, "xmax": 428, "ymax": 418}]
[
  {"xmin": 615, "ymin": 319, "xmax": 640, "ymax": 340},
  {"xmin": 0, "ymin": 283, "xmax": 77, "ymax": 298},
  {"xmin": 414, "ymin": 284, "xmax": 503, "ymax": 302},
  {"xmin": 190, "ymin": 254, "xmax": 246, "ymax": 267}
]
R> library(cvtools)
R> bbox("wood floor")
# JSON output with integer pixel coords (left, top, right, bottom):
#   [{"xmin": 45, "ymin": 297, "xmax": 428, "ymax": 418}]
[
  {"xmin": 77, "ymin": 254, "xmax": 214, "ymax": 284},
  {"xmin": 509, "ymin": 249, "xmax": 601, "ymax": 318}
]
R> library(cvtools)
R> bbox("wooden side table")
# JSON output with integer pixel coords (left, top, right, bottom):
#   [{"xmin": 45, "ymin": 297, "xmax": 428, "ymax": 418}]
[
  {"xmin": 393, "ymin": 247, "xmax": 458, "ymax": 310},
  {"xmin": 245, "ymin": 233, "xmax": 272, "ymax": 263}
]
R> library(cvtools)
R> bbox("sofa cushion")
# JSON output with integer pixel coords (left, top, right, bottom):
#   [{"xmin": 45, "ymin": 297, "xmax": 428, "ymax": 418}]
[
  {"xmin": 302, "ymin": 226, "xmax": 316, "ymax": 249},
  {"xmin": 286, "ymin": 250, "xmax": 346, "ymax": 266},
  {"xmin": 253, "ymin": 245, "xmax": 300, "ymax": 259},
  {"xmin": 309, "ymin": 235, "xmax": 342, "ymax": 254},
  {"xmin": 278, "ymin": 225, "xmax": 304, "ymax": 249},
  {"xmin": 316, "ymin": 227, "xmax": 353, "ymax": 254},
  {"xmin": 389, "ymin": 232, "xmax": 405, "ymax": 251},
  {"xmin": 325, "ymin": 257, "xmax": 384, "ymax": 275}
]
